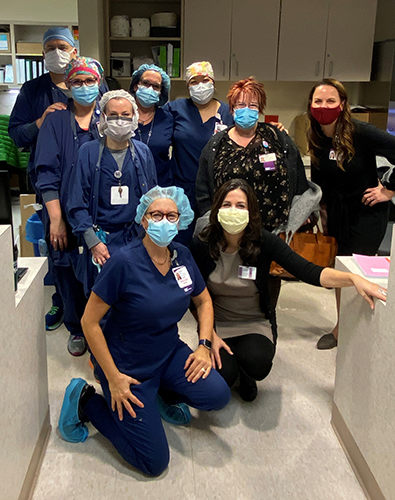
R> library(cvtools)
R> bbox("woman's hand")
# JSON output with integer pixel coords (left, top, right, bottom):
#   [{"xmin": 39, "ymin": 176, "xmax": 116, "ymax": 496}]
[
  {"xmin": 91, "ymin": 242, "xmax": 110, "ymax": 266},
  {"xmin": 184, "ymin": 345, "xmax": 212, "ymax": 383},
  {"xmin": 211, "ymin": 330, "xmax": 233, "ymax": 370},
  {"xmin": 270, "ymin": 121, "xmax": 289, "ymax": 134},
  {"xmin": 362, "ymin": 183, "xmax": 395, "ymax": 206},
  {"xmin": 108, "ymin": 372, "xmax": 144, "ymax": 421},
  {"xmin": 351, "ymin": 274, "xmax": 387, "ymax": 309},
  {"xmin": 50, "ymin": 217, "xmax": 68, "ymax": 251}
]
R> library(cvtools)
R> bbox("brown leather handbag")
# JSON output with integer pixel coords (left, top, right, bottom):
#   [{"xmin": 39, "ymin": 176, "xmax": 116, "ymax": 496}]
[{"xmin": 270, "ymin": 229, "xmax": 338, "ymax": 278}]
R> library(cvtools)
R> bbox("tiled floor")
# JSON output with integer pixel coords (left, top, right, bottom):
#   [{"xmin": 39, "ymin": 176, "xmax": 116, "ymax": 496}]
[{"xmin": 32, "ymin": 281, "xmax": 366, "ymax": 500}]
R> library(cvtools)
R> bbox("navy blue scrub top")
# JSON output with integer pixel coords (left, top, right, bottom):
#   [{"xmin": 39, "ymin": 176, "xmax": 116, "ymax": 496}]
[
  {"xmin": 92, "ymin": 239, "xmax": 206, "ymax": 379},
  {"xmin": 165, "ymin": 98, "xmax": 234, "ymax": 190},
  {"xmin": 67, "ymin": 138, "xmax": 157, "ymax": 235},
  {"xmin": 135, "ymin": 107, "xmax": 174, "ymax": 187}
]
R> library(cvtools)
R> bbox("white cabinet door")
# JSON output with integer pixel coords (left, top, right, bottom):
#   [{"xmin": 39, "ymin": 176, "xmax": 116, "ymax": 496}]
[
  {"xmin": 183, "ymin": 0, "xmax": 232, "ymax": 80},
  {"xmin": 324, "ymin": 0, "xmax": 377, "ymax": 81},
  {"xmin": 230, "ymin": 0, "xmax": 280, "ymax": 81},
  {"xmin": 277, "ymin": 0, "xmax": 329, "ymax": 81}
]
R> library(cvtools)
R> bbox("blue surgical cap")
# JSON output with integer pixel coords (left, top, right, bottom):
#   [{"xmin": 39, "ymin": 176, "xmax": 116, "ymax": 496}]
[
  {"xmin": 43, "ymin": 27, "xmax": 75, "ymax": 48},
  {"xmin": 135, "ymin": 186, "xmax": 194, "ymax": 230},
  {"xmin": 129, "ymin": 64, "xmax": 171, "ymax": 107}
]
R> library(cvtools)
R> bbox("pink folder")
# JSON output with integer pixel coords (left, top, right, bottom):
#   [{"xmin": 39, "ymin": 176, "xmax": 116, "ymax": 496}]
[{"xmin": 352, "ymin": 254, "xmax": 390, "ymax": 278}]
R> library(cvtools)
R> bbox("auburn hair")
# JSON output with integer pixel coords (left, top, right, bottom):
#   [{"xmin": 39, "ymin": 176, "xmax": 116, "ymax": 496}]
[
  {"xmin": 227, "ymin": 77, "xmax": 266, "ymax": 114},
  {"xmin": 307, "ymin": 78, "xmax": 354, "ymax": 171},
  {"xmin": 199, "ymin": 179, "xmax": 263, "ymax": 265}
]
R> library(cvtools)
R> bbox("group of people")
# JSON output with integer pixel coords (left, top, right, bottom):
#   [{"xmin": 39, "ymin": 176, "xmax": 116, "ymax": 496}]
[{"xmin": 9, "ymin": 26, "xmax": 394, "ymax": 477}]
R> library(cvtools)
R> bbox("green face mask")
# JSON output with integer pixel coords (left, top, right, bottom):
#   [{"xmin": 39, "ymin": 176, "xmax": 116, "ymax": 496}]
[{"xmin": 217, "ymin": 207, "xmax": 249, "ymax": 235}]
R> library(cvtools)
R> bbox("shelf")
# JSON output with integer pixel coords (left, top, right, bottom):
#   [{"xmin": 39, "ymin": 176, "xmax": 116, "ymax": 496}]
[
  {"xmin": 110, "ymin": 37, "xmax": 181, "ymax": 41},
  {"xmin": 16, "ymin": 53, "xmax": 43, "ymax": 57},
  {"xmin": 0, "ymin": 52, "xmax": 12, "ymax": 56}
]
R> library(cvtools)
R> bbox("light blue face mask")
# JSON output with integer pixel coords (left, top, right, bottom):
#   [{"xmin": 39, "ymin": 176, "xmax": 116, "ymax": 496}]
[
  {"xmin": 234, "ymin": 107, "xmax": 259, "ymax": 129},
  {"xmin": 146, "ymin": 218, "xmax": 178, "ymax": 247},
  {"xmin": 72, "ymin": 84, "xmax": 99, "ymax": 106},
  {"xmin": 136, "ymin": 86, "xmax": 160, "ymax": 108}
]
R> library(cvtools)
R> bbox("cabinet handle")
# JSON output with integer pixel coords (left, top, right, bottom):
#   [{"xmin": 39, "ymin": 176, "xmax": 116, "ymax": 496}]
[
  {"xmin": 329, "ymin": 61, "xmax": 333, "ymax": 77},
  {"xmin": 315, "ymin": 61, "xmax": 320, "ymax": 77},
  {"xmin": 222, "ymin": 60, "xmax": 225, "ymax": 77},
  {"xmin": 236, "ymin": 60, "xmax": 239, "ymax": 77}
]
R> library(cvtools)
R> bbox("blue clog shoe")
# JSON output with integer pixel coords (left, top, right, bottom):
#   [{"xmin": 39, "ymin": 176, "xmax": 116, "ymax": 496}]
[
  {"xmin": 58, "ymin": 378, "xmax": 89, "ymax": 443},
  {"xmin": 156, "ymin": 394, "xmax": 191, "ymax": 426}
]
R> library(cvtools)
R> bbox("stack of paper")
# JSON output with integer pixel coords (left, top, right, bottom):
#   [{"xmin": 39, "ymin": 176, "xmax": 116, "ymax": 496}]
[{"xmin": 352, "ymin": 254, "xmax": 390, "ymax": 278}]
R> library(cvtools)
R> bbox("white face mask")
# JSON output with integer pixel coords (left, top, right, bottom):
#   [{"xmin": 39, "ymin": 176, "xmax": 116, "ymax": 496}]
[
  {"xmin": 44, "ymin": 48, "xmax": 73, "ymax": 74},
  {"xmin": 217, "ymin": 207, "xmax": 249, "ymax": 235},
  {"xmin": 104, "ymin": 116, "xmax": 137, "ymax": 142},
  {"xmin": 189, "ymin": 81, "xmax": 215, "ymax": 105}
]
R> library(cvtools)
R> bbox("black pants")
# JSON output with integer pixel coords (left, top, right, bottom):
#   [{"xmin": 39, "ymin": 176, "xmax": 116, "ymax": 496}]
[{"xmin": 217, "ymin": 334, "xmax": 275, "ymax": 388}]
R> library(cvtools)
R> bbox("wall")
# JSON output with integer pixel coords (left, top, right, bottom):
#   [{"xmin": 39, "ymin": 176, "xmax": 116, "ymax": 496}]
[
  {"xmin": 78, "ymin": 0, "xmax": 106, "ymax": 63},
  {"xmin": 2, "ymin": 0, "xmax": 77, "ymax": 23},
  {"xmin": 374, "ymin": 0, "xmax": 395, "ymax": 42}
]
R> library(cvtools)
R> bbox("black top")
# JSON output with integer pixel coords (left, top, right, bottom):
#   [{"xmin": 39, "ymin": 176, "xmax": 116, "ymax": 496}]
[
  {"xmin": 213, "ymin": 125, "xmax": 290, "ymax": 231},
  {"xmin": 196, "ymin": 123, "xmax": 309, "ymax": 219},
  {"xmin": 311, "ymin": 120, "xmax": 395, "ymax": 203},
  {"xmin": 191, "ymin": 230, "xmax": 324, "ymax": 344}
]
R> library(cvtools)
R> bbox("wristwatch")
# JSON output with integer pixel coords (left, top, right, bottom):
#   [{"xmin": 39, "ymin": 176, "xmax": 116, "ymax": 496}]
[{"xmin": 198, "ymin": 339, "xmax": 212, "ymax": 350}]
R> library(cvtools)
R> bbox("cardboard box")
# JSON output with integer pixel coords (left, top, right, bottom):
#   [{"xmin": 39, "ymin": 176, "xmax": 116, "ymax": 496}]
[
  {"xmin": 294, "ymin": 114, "xmax": 310, "ymax": 155},
  {"xmin": 0, "ymin": 33, "xmax": 10, "ymax": 52},
  {"xmin": 19, "ymin": 194, "xmax": 37, "ymax": 257},
  {"xmin": 351, "ymin": 112, "xmax": 388, "ymax": 131},
  {"xmin": 16, "ymin": 42, "xmax": 43, "ymax": 55}
]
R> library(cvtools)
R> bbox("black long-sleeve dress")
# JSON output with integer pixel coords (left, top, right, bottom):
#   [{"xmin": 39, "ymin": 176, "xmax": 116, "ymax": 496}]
[{"xmin": 311, "ymin": 120, "xmax": 395, "ymax": 255}]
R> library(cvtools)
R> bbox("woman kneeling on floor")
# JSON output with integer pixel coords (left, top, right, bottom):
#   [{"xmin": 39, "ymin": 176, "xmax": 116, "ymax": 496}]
[
  {"xmin": 58, "ymin": 186, "xmax": 230, "ymax": 476},
  {"xmin": 191, "ymin": 179, "xmax": 387, "ymax": 402}
]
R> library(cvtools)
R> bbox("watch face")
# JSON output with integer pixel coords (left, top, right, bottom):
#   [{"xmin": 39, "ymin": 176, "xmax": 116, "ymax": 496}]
[{"xmin": 200, "ymin": 339, "xmax": 212, "ymax": 349}]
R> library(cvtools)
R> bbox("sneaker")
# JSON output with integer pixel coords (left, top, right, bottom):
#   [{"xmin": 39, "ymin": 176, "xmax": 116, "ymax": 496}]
[
  {"xmin": 45, "ymin": 305, "xmax": 64, "ymax": 331},
  {"xmin": 58, "ymin": 378, "xmax": 91, "ymax": 443},
  {"xmin": 156, "ymin": 394, "xmax": 191, "ymax": 426},
  {"xmin": 67, "ymin": 335, "xmax": 87, "ymax": 357},
  {"xmin": 239, "ymin": 371, "xmax": 258, "ymax": 402},
  {"xmin": 316, "ymin": 333, "xmax": 338, "ymax": 350}
]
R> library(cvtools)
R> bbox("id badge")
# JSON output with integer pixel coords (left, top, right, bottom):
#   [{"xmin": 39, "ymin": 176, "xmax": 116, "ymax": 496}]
[
  {"xmin": 111, "ymin": 185, "xmax": 129, "ymax": 205},
  {"xmin": 214, "ymin": 122, "xmax": 228, "ymax": 135},
  {"xmin": 259, "ymin": 152, "xmax": 277, "ymax": 171},
  {"xmin": 329, "ymin": 149, "xmax": 337, "ymax": 161},
  {"xmin": 238, "ymin": 265, "xmax": 257, "ymax": 280},
  {"xmin": 172, "ymin": 265, "xmax": 193, "ymax": 291}
]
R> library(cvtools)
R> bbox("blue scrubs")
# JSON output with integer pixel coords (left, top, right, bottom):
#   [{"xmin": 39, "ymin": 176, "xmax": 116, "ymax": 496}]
[
  {"xmin": 34, "ymin": 105, "xmax": 101, "ymax": 335},
  {"xmin": 85, "ymin": 239, "xmax": 230, "ymax": 475},
  {"xmin": 8, "ymin": 72, "xmax": 107, "ymax": 189},
  {"xmin": 134, "ymin": 107, "xmax": 174, "ymax": 187},
  {"xmin": 67, "ymin": 139, "xmax": 157, "ymax": 293},
  {"xmin": 165, "ymin": 98, "xmax": 234, "ymax": 208}
]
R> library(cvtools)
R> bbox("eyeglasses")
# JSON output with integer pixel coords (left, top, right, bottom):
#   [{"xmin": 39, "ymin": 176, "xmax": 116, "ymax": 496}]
[
  {"xmin": 146, "ymin": 211, "xmax": 180, "ymax": 223},
  {"xmin": 234, "ymin": 103, "xmax": 260, "ymax": 111},
  {"xmin": 69, "ymin": 78, "xmax": 98, "ymax": 88},
  {"xmin": 139, "ymin": 79, "xmax": 161, "ymax": 92}
]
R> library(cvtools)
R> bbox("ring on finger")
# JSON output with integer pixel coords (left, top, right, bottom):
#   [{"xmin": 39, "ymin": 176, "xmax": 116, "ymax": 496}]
[
  {"xmin": 201, "ymin": 367, "xmax": 206, "ymax": 373},
  {"xmin": 378, "ymin": 288, "xmax": 387, "ymax": 296}
]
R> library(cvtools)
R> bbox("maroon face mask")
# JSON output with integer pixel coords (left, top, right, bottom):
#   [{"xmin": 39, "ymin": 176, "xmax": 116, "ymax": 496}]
[{"xmin": 310, "ymin": 105, "xmax": 342, "ymax": 125}]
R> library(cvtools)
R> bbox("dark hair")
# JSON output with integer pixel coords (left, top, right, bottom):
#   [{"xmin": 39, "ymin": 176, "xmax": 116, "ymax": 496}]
[
  {"xmin": 307, "ymin": 78, "xmax": 354, "ymax": 171},
  {"xmin": 199, "ymin": 179, "xmax": 263, "ymax": 265},
  {"xmin": 227, "ymin": 77, "xmax": 266, "ymax": 114}
]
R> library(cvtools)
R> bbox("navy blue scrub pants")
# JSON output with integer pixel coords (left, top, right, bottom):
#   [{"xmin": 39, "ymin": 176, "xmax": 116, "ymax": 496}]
[
  {"xmin": 84, "ymin": 340, "xmax": 231, "ymax": 476},
  {"xmin": 53, "ymin": 264, "xmax": 87, "ymax": 336}
]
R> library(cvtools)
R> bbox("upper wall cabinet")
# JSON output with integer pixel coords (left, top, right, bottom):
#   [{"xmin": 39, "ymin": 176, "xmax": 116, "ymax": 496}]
[
  {"xmin": 277, "ymin": 0, "xmax": 378, "ymax": 82},
  {"xmin": 183, "ymin": 0, "xmax": 280, "ymax": 81}
]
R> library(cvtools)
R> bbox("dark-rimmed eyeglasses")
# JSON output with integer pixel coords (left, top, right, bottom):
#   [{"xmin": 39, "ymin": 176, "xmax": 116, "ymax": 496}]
[
  {"xmin": 139, "ymin": 79, "xmax": 161, "ymax": 92},
  {"xmin": 146, "ymin": 211, "xmax": 180, "ymax": 223},
  {"xmin": 69, "ymin": 78, "xmax": 98, "ymax": 88}
]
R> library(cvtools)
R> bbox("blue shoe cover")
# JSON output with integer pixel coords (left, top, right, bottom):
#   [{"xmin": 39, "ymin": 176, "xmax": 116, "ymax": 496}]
[
  {"xmin": 58, "ymin": 378, "xmax": 89, "ymax": 443},
  {"xmin": 156, "ymin": 394, "xmax": 191, "ymax": 426}
]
